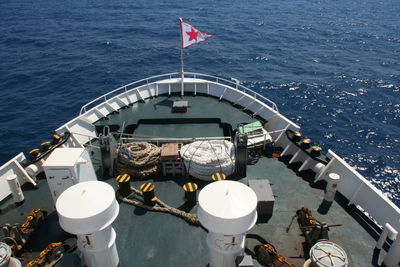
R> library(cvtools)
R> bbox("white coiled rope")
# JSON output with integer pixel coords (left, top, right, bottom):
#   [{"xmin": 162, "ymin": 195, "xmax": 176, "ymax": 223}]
[{"xmin": 180, "ymin": 140, "xmax": 236, "ymax": 181}]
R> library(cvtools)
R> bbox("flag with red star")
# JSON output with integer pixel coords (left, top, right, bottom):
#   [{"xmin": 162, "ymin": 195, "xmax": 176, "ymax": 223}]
[{"xmin": 180, "ymin": 18, "xmax": 213, "ymax": 49}]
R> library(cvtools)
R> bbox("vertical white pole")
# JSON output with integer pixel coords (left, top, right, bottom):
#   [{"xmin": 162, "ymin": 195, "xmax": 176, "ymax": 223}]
[
  {"xmin": 179, "ymin": 18, "xmax": 184, "ymax": 96},
  {"xmin": 181, "ymin": 47, "xmax": 184, "ymax": 96}
]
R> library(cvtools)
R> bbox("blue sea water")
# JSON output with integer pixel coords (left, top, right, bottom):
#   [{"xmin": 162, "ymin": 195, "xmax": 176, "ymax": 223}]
[{"xmin": 0, "ymin": 0, "xmax": 399, "ymax": 206}]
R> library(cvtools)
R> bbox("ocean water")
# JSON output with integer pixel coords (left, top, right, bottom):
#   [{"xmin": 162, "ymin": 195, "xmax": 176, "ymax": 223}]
[{"xmin": 0, "ymin": 0, "xmax": 399, "ymax": 206}]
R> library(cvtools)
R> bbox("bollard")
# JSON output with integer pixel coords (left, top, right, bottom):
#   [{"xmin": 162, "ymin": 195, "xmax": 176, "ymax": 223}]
[
  {"xmin": 116, "ymin": 174, "xmax": 131, "ymax": 197},
  {"xmin": 183, "ymin": 182, "xmax": 198, "ymax": 203},
  {"xmin": 29, "ymin": 148, "xmax": 40, "ymax": 159},
  {"xmin": 40, "ymin": 141, "xmax": 51, "ymax": 152},
  {"xmin": 7, "ymin": 175, "xmax": 24, "ymax": 204},
  {"xmin": 52, "ymin": 134, "xmax": 61, "ymax": 145},
  {"xmin": 211, "ymin": 172, "xmax": 226, "ymax": 182},
  {"xmin": 140, "ymin": 182, "xmax": 156, "ymax": 204},
  {"xmin": 292, "ymin": 131, "xmax": 302, "ymax": 142},
  {"xmin": 300, "ymin": 138, "xmax": 312, "ymax": 149},
  {"xmin": 324, "ymin": 173, "xmax": 340, "ymax": 202},
  {"xmin": 310, "ymin": 146, "xmax": 323, "ymax": 157}
]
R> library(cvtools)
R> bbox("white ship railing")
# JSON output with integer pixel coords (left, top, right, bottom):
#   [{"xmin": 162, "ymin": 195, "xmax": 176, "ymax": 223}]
[{"xmin": 79, "ymin": 72, "xmax": 279, "ymax": 115}]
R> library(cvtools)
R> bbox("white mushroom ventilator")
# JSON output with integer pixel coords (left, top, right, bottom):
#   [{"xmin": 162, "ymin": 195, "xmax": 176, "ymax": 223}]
[
  {"xmin": 198, "ymin": 180, "xmax": 257, "ymax": 267},
  {"xmin": 56, "ymin": 181, "xmax": 119, "ymax": 267}
]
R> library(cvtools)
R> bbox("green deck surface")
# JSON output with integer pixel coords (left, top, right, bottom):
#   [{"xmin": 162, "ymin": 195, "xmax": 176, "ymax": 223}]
[
  {"xmin": 95, "ymin": 95, "xmax": 254, "ymax": 134},
  {"xmin": 134, "ymin": 123, "xmax": 223, "ymax": 138},
  {"xmin": 0, "ymin": 96, "xmax": 382, "ymax": 267}
]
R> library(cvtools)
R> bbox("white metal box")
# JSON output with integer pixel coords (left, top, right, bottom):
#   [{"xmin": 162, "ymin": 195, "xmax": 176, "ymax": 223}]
[{"xmin": 43, "ymin": 148, "xmax": 97, "ymax": 203}]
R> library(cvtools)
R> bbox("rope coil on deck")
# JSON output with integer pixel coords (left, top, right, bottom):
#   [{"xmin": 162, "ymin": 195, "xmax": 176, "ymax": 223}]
[
  {"xmin": 180, "ymin": 140, "xmax": 235, "ymax": 181},
  {"xmin": 115, "ymin": 142, "xmax": 161, "ymax": 178},
  {"xmin": 119, "ymin": 186, "xmax": 200, "ymax": 226}
]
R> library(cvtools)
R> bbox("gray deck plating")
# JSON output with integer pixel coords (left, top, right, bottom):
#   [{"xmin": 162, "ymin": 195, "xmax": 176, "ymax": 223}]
[{"xmin": 0, "ymin": 96, "xmax": 381, "ymax": 266}]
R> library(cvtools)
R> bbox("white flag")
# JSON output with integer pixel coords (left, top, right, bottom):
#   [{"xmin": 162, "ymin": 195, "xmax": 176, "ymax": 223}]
[{"xmin": 180, "ymin": 18, "xmax": 213, "ymax": 49}]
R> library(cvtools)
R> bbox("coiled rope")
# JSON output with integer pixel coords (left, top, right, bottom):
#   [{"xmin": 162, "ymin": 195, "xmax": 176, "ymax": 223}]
[
  {"xmin": 119, "ymin": 186, "xmax": 200, "ymax": 226},
  {"xmin": 115, "ymin": 142, "xmax": 161, "ymax": 178},
  {"xmin": 180, "ymin": 140, "xmax": 235, "ymax": 181}
]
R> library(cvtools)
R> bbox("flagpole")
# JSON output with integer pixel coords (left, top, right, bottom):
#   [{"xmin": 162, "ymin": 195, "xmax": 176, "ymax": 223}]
[
  {"xmin": 180, "ymin": 46, "xmax": 184, "ymax": 96},
  {"xmin": 179, "ymin": 18, "xmax": 184, "ymax": 96}
]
